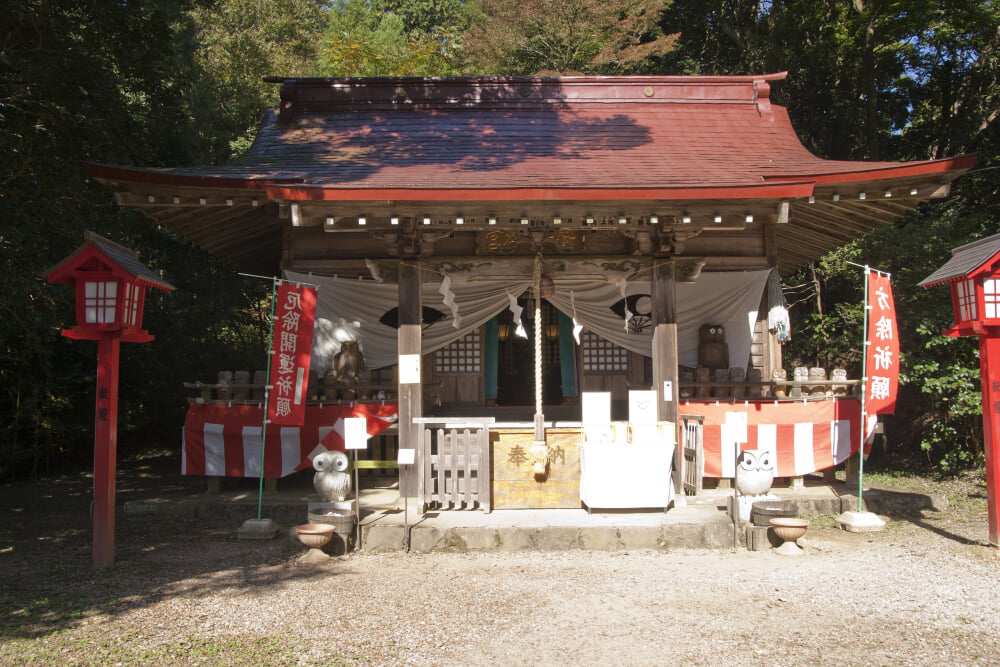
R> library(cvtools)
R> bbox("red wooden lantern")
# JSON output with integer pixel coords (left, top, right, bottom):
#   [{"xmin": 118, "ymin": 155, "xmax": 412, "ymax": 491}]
[
  {"xmin": 921, "ymin": 232, "xmax": 1000, "ymax": 547},
  {"xmin": 46, "ymin": 232, "xmax": 174, "ymax": 566},
  {"xmin": 46, "ymin": 232, "xmax": 173, "ymax": 343}
]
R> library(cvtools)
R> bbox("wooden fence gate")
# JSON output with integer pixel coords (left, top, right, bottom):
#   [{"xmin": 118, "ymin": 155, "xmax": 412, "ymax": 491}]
[
  {"xmin": 680, "ymin": 414, "xmax": 704, "ymax": 497},
  {"xmin": 415, "ymin": 418, "xmax": 493, "ymax": 513}
]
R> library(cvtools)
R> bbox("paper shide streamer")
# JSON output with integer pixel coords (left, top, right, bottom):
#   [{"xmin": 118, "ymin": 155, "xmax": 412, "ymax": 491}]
[
  {"xmin": 438, "ymin": 275, "xmax": 460, "ymax": 329},
  {"xmin": 618, "ymin": 278, "xmax": 633, "ymax": 332},
  {"xmin": 506, "ymin": 290, "xmax": 527, "ymax": 338}
]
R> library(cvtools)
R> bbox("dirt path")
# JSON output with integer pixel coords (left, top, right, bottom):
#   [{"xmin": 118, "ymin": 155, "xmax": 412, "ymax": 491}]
[{"xmin": 2, "ymin": 452, "xmax": 998, "ymax": 665}]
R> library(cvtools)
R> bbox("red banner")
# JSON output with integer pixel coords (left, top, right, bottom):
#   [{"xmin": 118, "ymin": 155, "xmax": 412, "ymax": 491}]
[
  {"xmin": 266, "ymin": 283, "xmax": 317, "ymax": 426},
  {"xmin": 865, "ymin": 271, "xmax": 899, "ymax": 436}
]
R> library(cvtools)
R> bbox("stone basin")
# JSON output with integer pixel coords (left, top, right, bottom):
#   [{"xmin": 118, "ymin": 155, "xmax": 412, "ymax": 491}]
[{"xmin": 295, "ymin": 523, "xmax": 336, "ymax": 549}]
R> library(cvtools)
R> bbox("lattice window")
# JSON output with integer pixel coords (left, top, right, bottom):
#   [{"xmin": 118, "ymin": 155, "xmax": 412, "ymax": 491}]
[
  {"xmin": 84, "ymin": 281, "xmax": 117, "ymax": 324},
  {"xmin": 581, "ymin": 331, "xmax": 628, "ymax": 372},
  {"xmin": 984, "ymin": 279, "xmax": 1000, "ymax": 319},
  {"xmin": 435, "ymin": 330, "xmax": 481, "ymax": 373},
  {"xmin": 123, "ymin": 283, "xmax": 141, "ymax": 326},
  {"xmin": 957, "ymin": 279, "xmax": 977, "ymax": 321}
]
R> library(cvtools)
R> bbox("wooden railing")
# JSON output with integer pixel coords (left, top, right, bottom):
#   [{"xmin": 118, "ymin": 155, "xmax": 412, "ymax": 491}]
[
  {"xmin": 414, "ymin": 417, "xmax": 494, "ymax": 513},
  {"xmin": 679, "ymin": 378, "xmax": 861, "ymax": 400},
  {"xmin": 183, "ymin": 369, "xmax": 394, "ymax": 404}
]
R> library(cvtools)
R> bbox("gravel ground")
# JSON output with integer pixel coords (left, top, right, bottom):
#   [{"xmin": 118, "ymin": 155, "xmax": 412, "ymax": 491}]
[{"xmin": 3, "ymin": 453, "xmax": 1000, "ymax": 665}]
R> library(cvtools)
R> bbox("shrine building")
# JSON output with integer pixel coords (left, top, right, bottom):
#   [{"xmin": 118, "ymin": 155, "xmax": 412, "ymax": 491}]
[{"xmin": 87, "ymin": 73, "xmax": 974, "ymax": 511}]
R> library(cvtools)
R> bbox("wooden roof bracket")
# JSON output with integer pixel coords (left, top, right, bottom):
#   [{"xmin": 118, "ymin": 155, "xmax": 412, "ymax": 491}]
[
  {"xmin": 669, "ymin": 227, "xmax": 704, "ymax": 256},
  {"xmin": 753, "ymin": 78, "xmax": 774, "ymax": 121}
]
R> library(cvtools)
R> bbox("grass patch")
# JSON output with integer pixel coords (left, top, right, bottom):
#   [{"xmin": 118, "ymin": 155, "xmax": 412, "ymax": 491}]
[{"xmin": 0, "ymin": 630, "xmax": 384, "ymax": 666}]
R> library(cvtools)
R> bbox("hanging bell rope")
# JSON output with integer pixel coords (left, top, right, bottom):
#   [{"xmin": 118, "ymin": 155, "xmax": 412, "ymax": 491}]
[{"xmin": 531, "ymin": 254, "xmax": 548, "ymax": 478}]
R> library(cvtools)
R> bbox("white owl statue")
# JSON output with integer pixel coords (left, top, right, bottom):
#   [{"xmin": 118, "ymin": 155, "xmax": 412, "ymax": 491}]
[
  {"xmin": 313, "ymin": 450, "xmax": 352, "ymax": 502},
  {"xmin": 735, "ymin": 449, "xmax": 775, "ymax": 496}
]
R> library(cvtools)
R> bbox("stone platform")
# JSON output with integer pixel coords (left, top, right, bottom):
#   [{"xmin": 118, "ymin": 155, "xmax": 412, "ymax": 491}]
[{"xmin": 123, "ymin": 473, "xmax": 947, "ymax": 553}]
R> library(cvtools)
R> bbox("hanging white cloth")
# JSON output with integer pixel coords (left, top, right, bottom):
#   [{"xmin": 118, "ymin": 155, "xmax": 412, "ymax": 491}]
[
  {"xmin": 547, "ymin": 270, "xmax": 770, "ymax": 368},
  {"xmin": 286, "ymin": 269, "xmax": 769, "ymax": 371}
]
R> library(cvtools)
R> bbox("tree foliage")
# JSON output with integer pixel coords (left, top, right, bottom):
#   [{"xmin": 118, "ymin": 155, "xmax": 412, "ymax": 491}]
[
  {"xmin": 0, "ymin": 0, "xmax": 280, "ymax": 477},
  {"xmin": 461, "ymin": 0, "xmax": 677, "ymax": 75},
  {"xmin": 187, "ymin": 0, "xmax": 327, "ymax": 158},
  {"xmin": 318, "ymin": 0, "xmax": 468, "ymax": 76}
]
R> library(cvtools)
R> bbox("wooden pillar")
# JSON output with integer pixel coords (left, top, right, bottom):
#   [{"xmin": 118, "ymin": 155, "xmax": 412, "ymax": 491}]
[
  {"xmin": 979, "ymin": 334, "xmax": 1000, "ymax": 547},
  {"xmin": 397, "ymin": 260, "xmax": 422, "ymax": 499},
  {"xmin": 93, "ymin": 335, "xmax": 120, "ymax": 567},
  {"xmin": 651, "ymin": 262, "xmax": 681, "ymax": 498},
  {"xmin": 651, "ymin": 262, "xmax": 679, "ymax": 423},
  {"xmin": 763, "ymin": 224, "xmax": 783, "ymax": 377}
]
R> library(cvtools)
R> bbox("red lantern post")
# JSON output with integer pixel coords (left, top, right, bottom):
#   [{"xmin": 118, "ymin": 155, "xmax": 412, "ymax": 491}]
[
  {"xmin": 921, "ymin": 233, "xmax": 1000, "ymax": 547},
  {"xmin": 46, "ymin": 232, "xmax": 174, "ymax": 566}
]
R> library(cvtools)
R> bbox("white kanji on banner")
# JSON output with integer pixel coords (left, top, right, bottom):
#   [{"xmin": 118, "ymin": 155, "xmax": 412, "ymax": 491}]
[{"xmin": 266, "ymin": 283, "xmax": 317, "ymax": 426}]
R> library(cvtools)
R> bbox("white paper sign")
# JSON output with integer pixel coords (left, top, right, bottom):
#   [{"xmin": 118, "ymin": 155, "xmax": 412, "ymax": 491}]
[
  {"xmin": 724, "ymin": 411, "xmax": 749, "ymax": 443},
  {"xmin": 663, "ymin": 380, "xmax": 673, "ymax": 402},
  {"xmin": 397, "ymin": 448, "xmax": 416, "ymax": 465},
  {"xmin": 581, "ymin": 392, "xmax": 611, "ymax": 425},
  {"xmin": 629, "ymin": 390, "xmax": 657, "ymax": 424},
  {"xmin": 344, "ymin": 417, "xmax": 368, "ymax": 450},
  {"xmin": 399, "ymin": 354, "xmax": 421, "ymax": 384}
]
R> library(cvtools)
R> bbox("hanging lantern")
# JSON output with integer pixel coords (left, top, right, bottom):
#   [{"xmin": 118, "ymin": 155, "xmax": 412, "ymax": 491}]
[{"xmin": 539, "ymin": 274, "xmax": 555, "ymax": 299}]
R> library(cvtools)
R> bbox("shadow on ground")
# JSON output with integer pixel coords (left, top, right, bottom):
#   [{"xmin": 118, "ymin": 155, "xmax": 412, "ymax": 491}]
[{"xmin": 0, "ymin": 450, "xmax": 331, "ymax": 641}]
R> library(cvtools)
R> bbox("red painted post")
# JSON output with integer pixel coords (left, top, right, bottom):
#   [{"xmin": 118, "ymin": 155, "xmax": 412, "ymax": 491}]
[
  {"xmin": 45, "ymin": 233, "xmax": 174, "ymax": 567},
  {"xmin": 979, "ymin": 335, "xmax": 1000, "ymax": 547},
  {"xmin": 92, "ymin": 335, "xmax": 120, "ymax": 567}
]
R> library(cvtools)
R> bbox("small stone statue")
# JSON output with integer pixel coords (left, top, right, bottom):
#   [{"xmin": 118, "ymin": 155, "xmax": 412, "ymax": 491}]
[
  {"xmin": 313, "ymin": 450, "xmax": 352, "ymax": 502},
  {"xmin": 772, "ymin": 368, "xmax": 787, "ymax": 397},
  {"xmin": 736, "ymin": 449, "xmax": 776, "ymax": 496},
  {"xmin": 333, "ymin": 341, "xmax": 365, "ymax": 384},
  {"xmin": 697, "ymin": 323, "xmax": 729, "ymax": 371}
]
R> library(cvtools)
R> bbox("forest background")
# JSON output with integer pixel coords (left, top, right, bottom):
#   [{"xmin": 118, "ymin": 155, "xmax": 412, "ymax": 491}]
[{"xmin": 2, "ymin": 0, "xmax": 998, "ymax": 479}]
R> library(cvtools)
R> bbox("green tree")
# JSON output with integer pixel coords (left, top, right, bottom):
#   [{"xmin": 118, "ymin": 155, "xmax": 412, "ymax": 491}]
[
  {"xmin": 460, "ymin": 0, "xmax": 677, "ymax": 75},
  {"xmin": 318, "ymin": 0, "xmax": 465, "ymax": 76},
  {"xmin": 0, "ymin": 0, "xmax": 277, "ymax": 477},
  {"xmin": 187, "ymin": 0, "xmax": 327, "ymax": 159}
]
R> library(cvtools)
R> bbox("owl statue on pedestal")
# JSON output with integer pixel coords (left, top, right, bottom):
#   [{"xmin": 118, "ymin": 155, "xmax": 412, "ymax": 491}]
[
  {"xmin": 313, "ymin": 450, "xmax": 352, "ymax": 502},
  {"xmin": 735, "ymin": 449, "xmax": 775, "ymax": 496}
]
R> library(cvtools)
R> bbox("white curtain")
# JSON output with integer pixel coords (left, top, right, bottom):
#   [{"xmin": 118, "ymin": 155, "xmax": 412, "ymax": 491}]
[{"xmin": 285, "ymin": 269, "xmax": 770, "ymax": 372}]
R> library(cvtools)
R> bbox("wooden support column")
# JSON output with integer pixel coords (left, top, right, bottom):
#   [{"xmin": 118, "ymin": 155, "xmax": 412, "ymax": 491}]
[
  {"xmin": 763, "ymin": 222, "xmax": 783, "ymax": 376},
  {"xmin": 93, "ymin": 335, "xmax": 120, "ymax": 567},
  {"xmin": 651, "ymin": 262, "xmax": 681, "ymax": 498},
  {"xmin": 397, "ymin": 260, "xmax": 422, "ymax": 499},
  {"xmin": 979, "ymin": 334, "xmax": 1000, "ymax": 547}
]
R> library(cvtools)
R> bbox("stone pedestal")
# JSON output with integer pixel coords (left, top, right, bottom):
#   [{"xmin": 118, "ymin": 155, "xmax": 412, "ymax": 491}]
[
  {"xmin": 307, "ymin": 501, "xmax": 358, "ymax": 554},
  {"xmin": 728, "ymin": 493, "xmax": 779, "ymax": 522},
  {"xmin": 237, "ymin": 518, "xmax": 280, "ymax": 540}
]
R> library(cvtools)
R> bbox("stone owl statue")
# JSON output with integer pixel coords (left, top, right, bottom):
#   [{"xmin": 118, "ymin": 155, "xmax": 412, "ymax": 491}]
[
  {"xmin": 697, "ymin": 323, "xmax": 729, "ymax": 371},
  {"xmin": 313, "ymin": 450, "xmax": 352, "ymax": 502},
  {"xmin": 735, "ymin": 449, "xmax": 775, "ymax": 496}
]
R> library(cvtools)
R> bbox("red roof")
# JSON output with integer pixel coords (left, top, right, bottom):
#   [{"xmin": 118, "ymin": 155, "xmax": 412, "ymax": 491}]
[
  {"xmin": 86, "ymin": 74, "xmax": 975, "ymax": 274},
  {"xmin": 91, "ymin": 73, "xmax": 971, "ymax": 200}
]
